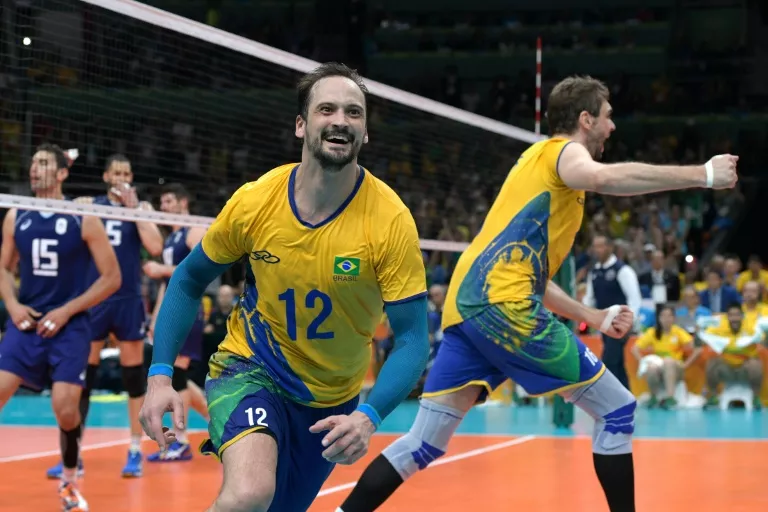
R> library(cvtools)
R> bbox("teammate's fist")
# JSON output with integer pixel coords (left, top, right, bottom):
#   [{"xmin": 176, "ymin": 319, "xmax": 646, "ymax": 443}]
[{"xmin": 706, "ymin": 154, "xmax": 738, "ymax": 190}]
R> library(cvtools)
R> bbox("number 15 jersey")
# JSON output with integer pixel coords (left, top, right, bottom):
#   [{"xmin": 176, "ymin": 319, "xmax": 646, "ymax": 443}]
[{"xmin": 201, "ymin": 164, "xmax": 426, "ymax": 407}]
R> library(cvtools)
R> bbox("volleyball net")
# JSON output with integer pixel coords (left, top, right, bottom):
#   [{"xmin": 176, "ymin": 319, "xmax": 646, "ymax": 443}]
[{"xmin": 0, "ymin": 0, "xmax": 543, "ymax": 254}]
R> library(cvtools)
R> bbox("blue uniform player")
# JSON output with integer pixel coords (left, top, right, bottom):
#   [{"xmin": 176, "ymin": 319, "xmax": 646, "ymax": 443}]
[
  {"xmin": 46, "ymin": 154, "xmax": 164, "ymax": 480},
  {"xmin": 142, "ymin": 183, "xmax": 208, "ymax": 462},
  {"xmin": 0, "ymin": 143, "xmax": 121, "ymax": 511},
  {"xmin": 139, "ymin": 63, "xmax": 431, "ymax": 512}
]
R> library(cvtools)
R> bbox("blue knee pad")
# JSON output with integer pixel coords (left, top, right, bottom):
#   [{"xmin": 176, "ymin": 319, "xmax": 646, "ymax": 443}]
[{"xmin": 563, "ymin": 370, "xmax": 637, "ymax": 455}]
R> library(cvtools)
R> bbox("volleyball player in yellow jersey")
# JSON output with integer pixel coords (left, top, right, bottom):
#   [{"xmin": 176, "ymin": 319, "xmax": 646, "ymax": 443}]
[
  {"xmin": 139, "ymin": 63, "xmax": 430, "ymax": 512},
  {"xmin": 339, "ymin": 76, "xmax": 739, "ymax": 512}
]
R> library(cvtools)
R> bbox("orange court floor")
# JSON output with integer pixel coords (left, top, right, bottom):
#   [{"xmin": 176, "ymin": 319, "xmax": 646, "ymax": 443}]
[{"xmin": 1, "ymin": 394, "xmax": 767, "ymax": 511}]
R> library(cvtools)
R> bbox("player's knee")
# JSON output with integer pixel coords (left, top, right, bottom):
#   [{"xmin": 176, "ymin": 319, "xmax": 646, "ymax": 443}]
[
  {"xmin": 216, "ymin": 479, "xmax": 275, "ymax": 512},
  {"xmin": 381, "ymin": 398, "xmax": 463, "ymax": 480},
  {"xmin": 52, "ymin": 399, "xmax": 81, "ymax": 430},
  {"xmin": 121, "ymin": 364, "xmax": 146, "ymax": 398},
  {"xmin": 172, "ymin": 366, "xmax": 188, "ymax": 392},
  {"xmin": 593, "ymin": 387, "xmax": 636, "ymax": 456}
]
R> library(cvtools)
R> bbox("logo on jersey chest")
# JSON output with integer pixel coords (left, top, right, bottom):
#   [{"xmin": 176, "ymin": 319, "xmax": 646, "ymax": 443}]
[
  {"xmin": 250, "ymin": 250, "xmax": 280, "ymax": 264},
  {"xmin": 333, "ymin": 256, "xmax": 360, "ymax": 281}
]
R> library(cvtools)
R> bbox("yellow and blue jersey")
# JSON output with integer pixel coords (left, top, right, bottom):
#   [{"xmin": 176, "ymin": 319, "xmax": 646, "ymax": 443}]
[
  {"xmin": 442, "ymin": 138, "xmax": 584, "ymax": 329},
  {"xmin": 201, "ymin": 164, "xmax": 426, "ymax": 407}
]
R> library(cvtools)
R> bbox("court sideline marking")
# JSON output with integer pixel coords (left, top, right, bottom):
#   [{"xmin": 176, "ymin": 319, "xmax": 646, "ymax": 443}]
[{"xmin": 315, "ymin": 434, "xmax": 538, "ymax": 497}]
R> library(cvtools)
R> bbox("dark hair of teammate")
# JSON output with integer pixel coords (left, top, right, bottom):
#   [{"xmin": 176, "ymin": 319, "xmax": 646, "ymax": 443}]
[
  {"xmin": 161, "ymin": 183, "xmax": 191, "ymax": 202},
  {"xmin": 36, "ymin": 143, "xmax": 70, "ymax": 170},
  {"xmin": 546, "ymin": 76, "xmax": 610, "ymax": 135},
  {"xmin": 104, "ymin": 153, "xmax": 130, "ymax": 171},
  {"xmin": 296, "ymin": 62, "xmax": 369, "ymax": 121}
]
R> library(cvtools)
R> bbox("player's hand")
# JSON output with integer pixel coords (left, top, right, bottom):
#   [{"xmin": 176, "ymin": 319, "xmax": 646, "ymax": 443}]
[
  {"xmin": 139, "ymin": 375, "xmax": 185, "ymax": 451},
  {"xmin": 706, "ymin": 154, "xmax": 739, "ymax": 189},
  {"xmin": 8, "ymin": 303, "xmax": 42, "ymax": 331},
  {"xmin": 36, "ymin": 305, "xmax": 73, "ymax": 338},
  {"xmin": 309, "ymin": 410, "xmax": 376, "ymax": 465},
  {"xmin": 590, "ymin": 305, "xmax": 634, "ymax": 338},
  {"xmin": 73, "ymin": 196, "xmax": 94, "ymax": 205},
  {"xmin": 143, "ymin": 261, "xmax": 165, "ymax": 280},
  {"xmin": 111, "ymin": 183, "xmax": 139, "ymax": 209}
]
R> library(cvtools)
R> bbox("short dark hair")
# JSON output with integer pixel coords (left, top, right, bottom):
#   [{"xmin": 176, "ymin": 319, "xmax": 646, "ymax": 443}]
[
  {"xmin": 35, "ymin": 143, "xmax": 69, "ymax": 169},
  {"xmin": 546, "ymin": 76, "xmax": 610, "ymax": 135},
  {"xmin": 104, "ymin": 153, "xmax": 130, "ymax": 171},
  {"xmin": 161, "ymin": 183, "xmax": 190, "ymax": 202},
  {"xmin": 296, "ymin": 62, "xmax": 369, "ymax": 120}
]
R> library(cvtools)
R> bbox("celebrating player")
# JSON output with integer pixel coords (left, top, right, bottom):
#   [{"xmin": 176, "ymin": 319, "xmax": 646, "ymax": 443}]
[
  {"xmin": 139, "ymin": 62, "xmax": 430, "ymax": 511},
  {"xmin": 337, "ymin": 76, "xmax": 738, "ymax": 512},
  {"xmin": 45, "ymin": 154, "xmax": 164, "ymax": 480},
  {"xmin": 141, "ymin": 183, "xmax": 209, "ymax": 462},
  {"xmin": 0, "ymin": 143, "xmax": 121, "ymax": 510}
]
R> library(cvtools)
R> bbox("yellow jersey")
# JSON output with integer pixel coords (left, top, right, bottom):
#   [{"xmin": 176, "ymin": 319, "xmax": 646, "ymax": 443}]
[
  {"xmin": 634, "ymin": 325, "xmax": 693, "ymax": 362},
  {"xmin": 700, "ymin": 323, "xmax": 761, "ymax": 367},
  {"xmin": 201, "ymin": 164, "xmax": 427, "ymax": 407},
  {"xmin": 442, "ymin": 138, "xmax": 583, "ymax": 329}
]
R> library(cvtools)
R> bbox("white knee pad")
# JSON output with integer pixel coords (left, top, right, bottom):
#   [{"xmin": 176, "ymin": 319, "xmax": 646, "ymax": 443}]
[
  {"xmin": 382, "ymin": 399, "xmax": 464, "ymax": 480},
  {"xmin": 564, "ymin": 370, "xmax": 637, "ymax": 455}
]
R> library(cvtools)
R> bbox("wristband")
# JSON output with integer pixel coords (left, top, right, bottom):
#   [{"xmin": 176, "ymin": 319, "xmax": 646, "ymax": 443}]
[
  {"xmin": 599, "ymin": 305, "xmax": 622, "ymax": 333},
  {"xmin": 356, "ymin": 403, "xmax": 382, "ymax": 429},
  {"xmin": 147, "ymin": 363, "xmax": 174, "ymax": 378},
  {"xmin": 705, "ymin": 160, "xmax": 714, "ymax": 188}
]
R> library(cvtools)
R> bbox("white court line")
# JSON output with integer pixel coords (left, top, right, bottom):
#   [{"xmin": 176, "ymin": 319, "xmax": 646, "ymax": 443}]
[{"xmin": 315, "ymin": 434, "xmax": 537, "ymax": 498}]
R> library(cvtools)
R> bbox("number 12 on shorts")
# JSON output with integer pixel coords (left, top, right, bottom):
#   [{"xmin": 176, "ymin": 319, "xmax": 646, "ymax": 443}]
[{"xmin": 245, "ymin": 407, "xmax": 269, "ymax": 427}]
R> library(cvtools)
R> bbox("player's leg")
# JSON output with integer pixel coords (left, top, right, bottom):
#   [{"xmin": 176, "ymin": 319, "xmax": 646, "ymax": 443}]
[
  {"xmin": 0, "ymin": 326, "xmax": 47, "ymax": 409},
  {"xmin": 187, "ymin": 379, "xmax": 210, "ymax": 421},
  {"xmin": 644, "ymin": 364, "xmax": 664, "ymax": 406},
  {"xmin": 201, "ymin": 352, "xmax": 286, "ymax": 512},
  {"xmin": 742, "ymin": 359, "xmax": 763, "ymax": 409},
  {"xmin": 208, "ymin": 433, "xmax": 278, "ymax": 512},
  {"xmin": 45, "ymin": 302, "xmax": 108, "ymax": 479},
  {"xmin": 49, "ymin": 318, "xmax": 91, "ymax": 511},
  {"xmin": 461, "ymin": 302, "xmax": 637, "ymax": 512},
  {"xmin": 112, "ymin": 296, "xmax": 150, "ymax": 476},
  {"xmin": 704, "ymin": 357, "xmax": 728, "ymax": 407},
  {"xmin": 338, "ymin": 324, "xmax": 505, "ymax": 512},
  {"xmin": 660, "ymin": 358, "xmax": 682, "ymax": 408}
]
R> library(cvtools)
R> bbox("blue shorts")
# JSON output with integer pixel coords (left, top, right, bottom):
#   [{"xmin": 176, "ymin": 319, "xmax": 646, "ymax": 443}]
[
  {"xmin": 179, "ymin": 318, "xmax": 204, "ymax": 361},
  {"xmin": 0, "ymin": 315, "xmax": 91, "ymax": 390},
  {"xmin": 201, "ymin": 352, "xmax": 358, "ymax": 512},
  {"xmin": 90, "ymin": 297, "xmax": 147, "ymax": 342},
  {"xmin": 424, "ymin": 301, "xmax": 604, "ymax": 401}
]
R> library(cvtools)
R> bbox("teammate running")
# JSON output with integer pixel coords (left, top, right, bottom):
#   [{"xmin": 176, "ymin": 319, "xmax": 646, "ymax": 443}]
[
  {"xmin": 337, "ymin": 75, "xmax": 738, "ymax": 512},
  {"xmin": 0, "ymin": 143, "xmax": 121, "ymax": 511},
  {"xmin": 46, "ymin": 154, "xmax": 164, "ymax": 480},
  {"xmin": 142, "ymin": 183, "xmax": 209, "ymax": 462},
  {"xmin": 139, "ymin": 62, "xmax": 431, "ymax": 511}
]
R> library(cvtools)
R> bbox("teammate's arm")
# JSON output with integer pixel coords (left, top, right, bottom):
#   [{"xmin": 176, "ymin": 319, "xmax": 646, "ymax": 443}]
[
  {"xmin": 37, "ymin": 215, "xmax": 121, "ymax": 338},
  {"xmin": 0, "ymin": 210, "xmax": 40, "ymax": 330},
  {"xmin": 557, "ymin": 142, "xmax": 738, "ymax": 195},
  {"xmin": 144, "ymin": 226, "xmax": 207, "ymax": 279},
  {"xmin": 135, "ymin": 201, "xmax": 164, "ymax": 257}
]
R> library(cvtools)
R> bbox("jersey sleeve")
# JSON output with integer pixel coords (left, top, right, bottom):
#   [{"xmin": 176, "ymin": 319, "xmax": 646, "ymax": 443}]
[
  {"xmin": 201, "ymin": 185, "xmax": 253, "ymax": 264},
  {"xmin": 375, "ymin": 210, "xmax": 427, "ymax": 304},
  {"xmin": 677, "ymin": 328, "xmax": 694, "ymax": 346},
  {"xmin": 542, "ymin": 139, "xmax": 573, "ymax": 190}
]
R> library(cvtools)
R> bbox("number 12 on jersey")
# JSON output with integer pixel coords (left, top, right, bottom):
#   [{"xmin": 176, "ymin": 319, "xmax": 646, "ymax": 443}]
[{"xmin": 278, "ymin": 288, "xmax": 334, "ymax": 341}]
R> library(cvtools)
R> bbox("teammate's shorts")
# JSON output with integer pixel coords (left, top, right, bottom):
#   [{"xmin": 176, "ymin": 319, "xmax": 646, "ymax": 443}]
[
  {"xmin": 0, "ymin": 314, "xmax": 91, "ymax": 390},
  {"xmin": 90, "ymin": 297, "xmax": 147, "ymax": 342},
  {"xmin": 179, "ymin": 318, "xmax": 204, "ymax": 361},
  {"xmin": 200, "ymin": 351, "xmax": 358, "ymax": 512},
  {"xmin": 423, "ymin": 300, "xmax": 605, "ymax": 402}
]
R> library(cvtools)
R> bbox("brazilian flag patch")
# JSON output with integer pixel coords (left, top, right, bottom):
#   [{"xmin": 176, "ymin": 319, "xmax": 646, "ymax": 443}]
[{"xmin": 334, "ymin": 256, "xmax": 360, "ymax": 276}]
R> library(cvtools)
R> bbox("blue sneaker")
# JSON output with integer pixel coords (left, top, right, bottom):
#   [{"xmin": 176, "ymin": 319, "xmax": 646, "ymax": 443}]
[
  {"xmin": 146, "ymin": 441, "xmax": 193, "ymax": 463},
  {"xmin": 121, "ymin": 450, "xmax": 143, "ymax": 478},
  {"xmin": 46, "ymin": 459, "xmax": 85, "ymax": 480}
]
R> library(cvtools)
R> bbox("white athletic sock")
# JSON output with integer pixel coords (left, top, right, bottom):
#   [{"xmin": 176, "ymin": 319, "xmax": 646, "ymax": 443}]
[
  {"xmin": 61, "ymin": 467, "xmax": 77, "ymax": 483},
  {"xmin": 130, "ymin": 434, "xmax": 142, "ymax": 453}
]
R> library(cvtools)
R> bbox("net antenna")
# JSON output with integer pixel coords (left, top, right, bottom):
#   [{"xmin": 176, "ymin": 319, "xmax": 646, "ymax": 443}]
[
  {"xmin": 535, "ymin": 37, "xmax": 542, "ymax": 137},
  {"xmin": 1, "ymin": 0, "xmax": 547, "ymax": 254}
]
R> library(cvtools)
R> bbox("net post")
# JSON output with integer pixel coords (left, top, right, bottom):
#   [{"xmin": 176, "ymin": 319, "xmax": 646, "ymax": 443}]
[{"xmin": 535, "ymin": 36, "xmax": 542, "ymax": 137}]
